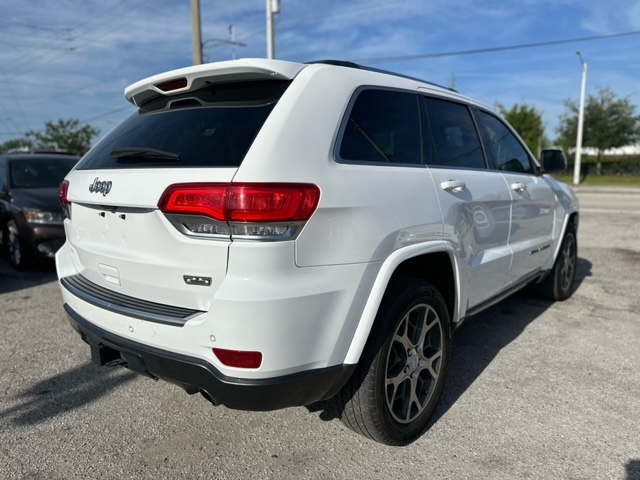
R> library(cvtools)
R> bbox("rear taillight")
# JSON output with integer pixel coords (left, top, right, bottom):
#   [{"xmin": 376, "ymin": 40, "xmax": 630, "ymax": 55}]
[
  {"xmin": 59, "ymin": 180, "xmax": 70, "ymax": 218},
  {"xmin": 225, "ymin": 184, "xmax": 320, "ymax": 222},
  {"xmin": 158, "ymin": 183, "xmax": 320, "ymax": 240},
  {"xmin": 159, "ymin": 184, "xmax": 227, "ymax": 221}
]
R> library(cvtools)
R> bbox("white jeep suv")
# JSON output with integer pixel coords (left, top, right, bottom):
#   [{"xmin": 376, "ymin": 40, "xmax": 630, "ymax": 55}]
[{"xmin": 56, "ymin": 59, "xmax": 579, "ymax": 445}]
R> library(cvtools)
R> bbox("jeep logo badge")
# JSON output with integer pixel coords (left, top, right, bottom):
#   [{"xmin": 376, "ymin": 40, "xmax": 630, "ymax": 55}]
[{"xmin": 89, "ymin": 178, "xmax": 112, "ymax": 196}]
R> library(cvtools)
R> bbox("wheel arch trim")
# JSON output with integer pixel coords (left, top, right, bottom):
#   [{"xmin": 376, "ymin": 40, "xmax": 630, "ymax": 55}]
[
  {"xmin": 546, "ymin": 210, "xmax": 579, "ymax": 273},
  {"xmin": 343, "ymin": 241, "xmax": 459, "ymax": 365}
]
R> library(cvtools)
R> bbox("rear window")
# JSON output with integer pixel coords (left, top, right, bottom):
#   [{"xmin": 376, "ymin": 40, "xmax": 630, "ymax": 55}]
[
  {"xmin": 76, "ymin": 80, "xmax": 290, "ymax": 170},
  {"xmin": 10, "ymin": 157, "xmax": 78, "ymax": 188}
]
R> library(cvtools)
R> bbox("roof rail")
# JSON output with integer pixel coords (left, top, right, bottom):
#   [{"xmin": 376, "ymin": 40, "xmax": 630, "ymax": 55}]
[{"xmin": 306, "ymin": 59, "xmax": 457, "ymax": 93}]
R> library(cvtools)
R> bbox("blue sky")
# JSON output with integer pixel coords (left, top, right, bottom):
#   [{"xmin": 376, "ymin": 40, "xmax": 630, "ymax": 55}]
[{"xmin": 1, "ymin": 0, "xmax": 639, "ymax": 145}]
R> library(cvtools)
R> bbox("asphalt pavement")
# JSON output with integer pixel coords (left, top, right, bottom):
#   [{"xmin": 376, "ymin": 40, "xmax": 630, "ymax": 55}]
[{"xmin": 0, "ymin": 188, "xmax": 639, "ymax": 480}]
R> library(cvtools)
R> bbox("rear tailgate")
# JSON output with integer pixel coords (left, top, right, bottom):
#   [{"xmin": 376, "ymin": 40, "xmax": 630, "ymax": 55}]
[
  {"xmin": 60, "ymin": 59, "xmax": 306, "ymax": 313},
  {"xmin": 63, "ymin": 168, "xmax": 235, "ymax": 311}
]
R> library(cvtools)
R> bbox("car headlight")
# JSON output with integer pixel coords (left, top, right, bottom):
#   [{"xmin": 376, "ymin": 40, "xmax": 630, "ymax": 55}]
[{"xmin": 22, "ymin": 208, "xmax": 65, "ymax": 225}]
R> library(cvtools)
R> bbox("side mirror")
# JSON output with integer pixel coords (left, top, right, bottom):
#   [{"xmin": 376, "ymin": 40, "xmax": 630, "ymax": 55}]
[{"xmin": 540, "ymin": 149, "xmax": 567, "ymax": 173}]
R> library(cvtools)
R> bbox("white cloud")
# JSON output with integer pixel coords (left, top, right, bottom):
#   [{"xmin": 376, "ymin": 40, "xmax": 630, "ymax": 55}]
[{"xmin": 0, "ymin": 0, "xmax": 638, "ymax": 142}]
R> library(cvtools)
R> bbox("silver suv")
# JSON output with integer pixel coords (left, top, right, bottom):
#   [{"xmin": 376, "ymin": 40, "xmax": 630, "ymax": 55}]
[{"xmin": 57, "ymin": 59, "xmax": 579, "ymax": 445}]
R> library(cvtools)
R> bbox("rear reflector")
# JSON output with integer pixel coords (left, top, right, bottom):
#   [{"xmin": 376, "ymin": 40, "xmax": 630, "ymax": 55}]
[
  {"xmin": 158, "ymin": 183, "xmax": 320, "ymax": 223},
  {"xmin": 213, "ymin": 348, "xmax": 263, "ymax": 369},
  {"xmin": 156, "ymin": 77, "xmax": 188, "ymax": 92}
]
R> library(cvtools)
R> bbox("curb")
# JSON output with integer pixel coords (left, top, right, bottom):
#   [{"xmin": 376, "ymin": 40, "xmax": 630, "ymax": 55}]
[{"xmin": 572, "ymin": 186, "xmax": 640, "ymax": 194}]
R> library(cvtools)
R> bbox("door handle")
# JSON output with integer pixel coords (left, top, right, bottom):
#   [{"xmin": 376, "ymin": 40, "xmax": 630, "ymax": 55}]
[
  {"xmin": 511, "ymin": 182, "xmax": 527, "ymax": 193},
  {"xmin": 440, "ymin": 180, "xmax": 466, "ymax": 193}
]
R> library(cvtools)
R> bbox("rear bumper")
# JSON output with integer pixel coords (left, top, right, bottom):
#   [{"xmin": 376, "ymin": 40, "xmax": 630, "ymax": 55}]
[{"xmin": 64, "ymin": 304, "xmax": 355, "ymax": 411}]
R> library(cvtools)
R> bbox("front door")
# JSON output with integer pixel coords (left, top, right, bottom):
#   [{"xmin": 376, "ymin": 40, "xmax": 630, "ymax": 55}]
[{"xmin": 475, "ymin": 110, "xmax": 556, "ymax": 287}]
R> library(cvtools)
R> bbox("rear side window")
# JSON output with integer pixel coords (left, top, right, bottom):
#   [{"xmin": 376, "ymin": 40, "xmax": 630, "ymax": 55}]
[
  {"xmin": 76, "ymin": 80, "xmax": 290, "ymax": 170},
  {"xmin": 423, "ymin": 98, "xmax": 486, "ymax": 170},
  {"xmin": 338, "ymin": 89, "xmax": 422, "ymax": 165}
]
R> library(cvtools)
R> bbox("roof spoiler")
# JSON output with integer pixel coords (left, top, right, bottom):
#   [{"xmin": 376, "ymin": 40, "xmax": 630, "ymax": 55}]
[{"xmin": 125, "ymin": 58, "xmax": 307, "ymax": 107}]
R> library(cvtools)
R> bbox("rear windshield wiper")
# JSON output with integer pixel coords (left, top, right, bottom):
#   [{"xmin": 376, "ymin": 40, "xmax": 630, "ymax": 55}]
[{"xmin": 110, "ymin": 147, "xmax": 182, "ymax": 162}]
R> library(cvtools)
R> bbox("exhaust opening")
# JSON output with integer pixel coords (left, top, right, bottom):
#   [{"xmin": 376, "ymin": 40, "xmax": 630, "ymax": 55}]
[{"xmin": 200, "ymin": 389, "xmax": 219, "ymax": 406}]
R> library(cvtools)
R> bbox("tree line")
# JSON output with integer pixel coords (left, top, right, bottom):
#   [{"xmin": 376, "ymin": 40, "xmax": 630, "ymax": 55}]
[
  {"xmin": 499, "ymin": 87, "xmax": 640, "ymax": 163},
  {"xmin": 1, "ymin": 87, "xmax": 639, "ymax": 171},
  {"xmin": 0, "ymin": 119, "xmax": 99, "ymax": 156}
]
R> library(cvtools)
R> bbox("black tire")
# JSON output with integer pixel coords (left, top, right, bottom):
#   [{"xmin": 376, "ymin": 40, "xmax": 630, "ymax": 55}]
[
  {"xmin": 335, "ymin": 278, "xmax": 451, "ymax": 446},
  {"xmin": 5, "ymin": 221, "xmax": 32, "ymax": 270},
  {"xmin": 536, "ymin": 222, "xmax": 577, "ymax": 301}
]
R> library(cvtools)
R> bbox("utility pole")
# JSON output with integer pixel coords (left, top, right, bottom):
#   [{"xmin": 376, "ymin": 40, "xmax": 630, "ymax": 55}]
[
  {"xmin": 202, "ymin": 30, "xmax": 247, "ymax": 62},
  {"xmin": 229, "ymin": 24, "xmax": 236, "ymax": 60},
  {"xmin": 573, "ymin": 51, "xmax": 588, "ymax": 186},
  {"xmin": 191, "ymin": 0, "xmax": 203, "ymax": 65},
  {"xmin": 266, "ymin": 0, "xmax": 280, "ymax": 59}
]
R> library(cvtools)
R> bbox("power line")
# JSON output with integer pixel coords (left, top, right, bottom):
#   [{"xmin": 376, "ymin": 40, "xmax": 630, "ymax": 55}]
[
  {"xmin": 81, "ymin": 106, "xmax": 133, "ymax": 124},
  {"xmin": 0, "ymin": 68, "xmax": 30, "ymax": 131},
  {"xmin": 0, "ymin": 0, "xmax": 172, "ymax": 134},
  {"xmin": 281, "ymin": 0, "xmax": 408, "ymax": 27},
  {"xmin": 0, "ymin": 18, "xmax": 73, "ymax": 33},
  {"xmin": 1, "ymin": 0, "xmax": 152, "ymax": 74},
  {"xmin": 210, "ymin": 0, "xmax": 409, "ymax": 55},
  {"xmin": 0, "ymin": 100, "xmax": 25, "ymax": 137},
  {"xmin": 1, "ymin": 1, "xmax": 130, "ymax": 72},
  {"xmin": 353, "ymin": 30, "xmax": 640, "ymax": 65}
]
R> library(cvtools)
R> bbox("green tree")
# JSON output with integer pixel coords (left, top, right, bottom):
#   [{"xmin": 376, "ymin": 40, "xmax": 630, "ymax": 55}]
[
  {"xmin": 497, "ymin": 103, "xmax": 547, "ymax": 155},
  {"xmin": 556, "ymin": 87, "xmax": 640, "ymax": 174},
  {"xmin": 26, "ymin": 119, "xmax": 99, "ymax": 156},
  {"xmin": 0, "ymin": 137, "xmax": 33, "ymax": 154}
]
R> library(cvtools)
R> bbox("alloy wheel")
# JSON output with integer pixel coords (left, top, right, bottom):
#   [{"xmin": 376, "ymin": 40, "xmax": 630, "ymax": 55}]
[
  {"xmin": 385, "ymin": 303, "xmax": 443, "ymax": 424},
  {"xmin": 7, "ymin": 224, "xmax": 22, "ymax": 267},
  {"xmin": 559, "ymin": 233, "xmax": 577, "ymax": 292}
]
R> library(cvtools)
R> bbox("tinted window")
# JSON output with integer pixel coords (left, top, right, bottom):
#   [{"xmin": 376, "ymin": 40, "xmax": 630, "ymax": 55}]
[
  {"xmin": 424, "ymin": 98, "xmax": 486, "ymax": 169},
  {"xmin": 9, "ymin": 158, "xmax": 78, "ymax": 188},
  {"xmin": 477, "ymin": 111, "xmax": 533, "ymax": 174},
  {"xmin": 339, "ymin": 89, "xmax": 422, "ymax": 165},
  {"xmin": 76, "ymin": 81, "xmax": 290, "ymax": 170}
]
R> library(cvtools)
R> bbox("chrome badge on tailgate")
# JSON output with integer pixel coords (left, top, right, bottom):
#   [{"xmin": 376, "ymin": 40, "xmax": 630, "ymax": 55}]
[{"xmin": 89, "ymin": 178, "xmax": 113, "ymax": 196}]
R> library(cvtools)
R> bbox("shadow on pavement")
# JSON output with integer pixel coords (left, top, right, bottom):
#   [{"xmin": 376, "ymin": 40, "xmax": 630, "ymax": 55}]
[
  {"xmin": 627, "ymin": 460, "xmax": 640, "ymax": 480},
  {"xmin": 0, "ymin": 257, "xmax": 57, "ymax": 295},
  {"xmin": 434, "ymin": 292, "xmax": 552, "ymax": 422},
  {"xmin": 308, "ymin": 257, "xmax": 593, "ymax": 432},
  {"xmin": 0, "ymin": 363, "xmax": 137, "ymax": 426}
]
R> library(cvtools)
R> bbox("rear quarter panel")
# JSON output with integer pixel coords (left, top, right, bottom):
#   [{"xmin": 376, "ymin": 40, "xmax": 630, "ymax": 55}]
[{"xmin": 235, "ymin": 64, "xmax": 444, "ymax": 267}]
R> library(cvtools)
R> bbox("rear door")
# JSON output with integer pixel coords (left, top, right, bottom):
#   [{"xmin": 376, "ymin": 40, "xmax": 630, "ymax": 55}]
[
  {"xmin": 423, "ymin": 96, "xmax": 512, "ymax": 309},
  {"xmin": 63, "ymin": 78, "xmax": 292, "ymax": 311}
]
